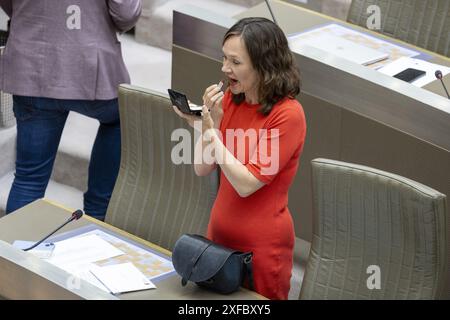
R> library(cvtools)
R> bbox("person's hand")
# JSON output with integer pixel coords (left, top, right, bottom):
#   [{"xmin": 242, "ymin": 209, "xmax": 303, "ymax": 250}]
[
  {"xmin": 172, "ymin": 105, "xmax": 201, "ymax": 130},
  {"xmin": 203, "ymin": 82, "xmax": 224, "ymax": 129},
  {"xmin": 201, "ymin": 105, "xmax": 219, "ymax": 143},
  {"xmin": 201, "ymin": 105, "xmax": 214, "ymax": 132}
]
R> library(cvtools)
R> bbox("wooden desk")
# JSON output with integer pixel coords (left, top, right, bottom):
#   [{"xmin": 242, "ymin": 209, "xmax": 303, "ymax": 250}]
[
  {"xmin": 0, "ymin": 199, "xmax": 263, "ymax": 300},
  {"xmin": 171, "ymin": 0, "xmax": 450, "ymax": 245}
]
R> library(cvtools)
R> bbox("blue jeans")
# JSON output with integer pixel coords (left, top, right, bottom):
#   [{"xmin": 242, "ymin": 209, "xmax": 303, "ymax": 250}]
[{"xmin": 6, "ymin": 96, "xmax": 121, "ymax": 221}]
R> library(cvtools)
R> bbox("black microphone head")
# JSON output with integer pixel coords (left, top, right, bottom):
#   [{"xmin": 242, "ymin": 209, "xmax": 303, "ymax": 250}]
[
  {"xmin": 435, "ymin": 70, "xmax": 443, "ymax": 80},
  {"xmin": 72, "ymin": 209, "xmax": 84, "ymax": 220}
]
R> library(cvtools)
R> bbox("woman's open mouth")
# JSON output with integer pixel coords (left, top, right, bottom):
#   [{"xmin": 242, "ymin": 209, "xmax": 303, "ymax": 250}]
[{"xmin": 228, "ymin": 77, "xmax": 238, "ymax": 86}]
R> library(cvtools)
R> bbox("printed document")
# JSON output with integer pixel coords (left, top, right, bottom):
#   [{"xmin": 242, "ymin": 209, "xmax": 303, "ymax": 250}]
[{"xmin": 90, "ymin": 262, "xmax": 156, "ymax": 294}]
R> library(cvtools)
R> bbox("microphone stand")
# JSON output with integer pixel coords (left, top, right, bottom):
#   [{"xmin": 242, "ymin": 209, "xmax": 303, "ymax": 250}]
[
  {"xmin": 264, "ymin": 0, "xmax": 278, "ymax": 25},
  {"xmin": 435, "ymin": 70, "xmax": 450, "ymax": 99},
  {"xmin": 23, "ymin": 210, "xmax": 83, "ymax": 251},
  {"xmin": 438, "ymin": 78, "xmax": 450, "ymax": 99}
]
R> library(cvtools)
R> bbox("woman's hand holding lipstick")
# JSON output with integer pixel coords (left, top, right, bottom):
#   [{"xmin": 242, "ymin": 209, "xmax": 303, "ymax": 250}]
[{"xmin": 202, "ymin": 81, "xmax": 224, "ymax": 129}]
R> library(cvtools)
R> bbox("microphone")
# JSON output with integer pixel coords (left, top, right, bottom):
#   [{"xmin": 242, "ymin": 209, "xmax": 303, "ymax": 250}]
[
  {"xmin": 435, "ymin": 70, "xmax": 450, "ymax": 99},
  {"xmin": 23, "ymin": 209, "xmax": 84, "ymax": 251},
  {"xmin": 264, "ymin": 0, "xmax": 278, "ymax": 25}
]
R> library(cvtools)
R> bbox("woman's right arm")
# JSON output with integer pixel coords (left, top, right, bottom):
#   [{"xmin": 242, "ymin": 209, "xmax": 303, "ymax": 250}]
[
  {"xmin": 172, "ymin": 106, "xmax": 218, "ymax": 176},
  {"xmin": 194, "ymin": 83, "xmax": 224, "ymax": 176},
  {"xmin": 193, "ymin": 132, "xmax": 217, "ymax": 176}
]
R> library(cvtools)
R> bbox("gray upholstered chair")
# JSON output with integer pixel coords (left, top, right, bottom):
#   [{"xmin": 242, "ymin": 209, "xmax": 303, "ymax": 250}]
[
  {"xmin": 300, "ymin": 158, "xmax": 448, "ymax": 299},
  {"xmin": 105, "ymin": 84, "xmax": 218, "ymax": 251},
  {"xmin": 347, "ymin": 0, "xmax": 450, "ymax": 57}
]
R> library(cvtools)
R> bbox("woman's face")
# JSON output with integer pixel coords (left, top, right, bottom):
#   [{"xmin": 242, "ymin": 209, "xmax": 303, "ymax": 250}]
[{"xmin": 221, "ymin": 35, "xmax": 259, "ymax": 104}]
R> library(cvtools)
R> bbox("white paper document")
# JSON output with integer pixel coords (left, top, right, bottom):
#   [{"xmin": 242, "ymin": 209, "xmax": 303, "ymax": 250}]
[
  {"xmin": 289, "ymin": 33, "xmax": 389, "ymax": 66},
  {"xmin": 41, "ymin": 234, "xmax": 125, "ymax": 293},
  {"xmin": 66, "ymin": 264, "xmax": 111, "ymax": 292},
  {"xmin": 90, "ymin": 262, "xmax": 156, "ymax": 294},
  {"xmin": 74, "ymin": 229, "xmax": 175, "ymax": 280},
  {"xmin": 12, "ymin": 240, "xmax": 55, "ymax": 259},
  {"xmin": 46, "ymin": 234, "xmax": 124, "ymax": 270},
  {"xmin": 378, "ymin": 57, "xmax": 450, "ymax": 87},
  {"xmin": 40, "ymin": 229, "xmax": 173, "ymax": 293},
  {"xmin": 288, "ymin": 23, "xmax": 421, "ymax": 69}
]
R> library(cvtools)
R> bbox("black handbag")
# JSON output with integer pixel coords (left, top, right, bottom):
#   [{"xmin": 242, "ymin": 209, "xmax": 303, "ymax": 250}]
[{"xmin": 172, "ymin": 234, "xmax": 254, "ymax": 294}]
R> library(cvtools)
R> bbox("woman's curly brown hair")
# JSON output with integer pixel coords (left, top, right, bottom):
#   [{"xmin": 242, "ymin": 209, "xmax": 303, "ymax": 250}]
[{"xmin": 223, "ymin": 17, "xmax": 301, "ymax": 115}]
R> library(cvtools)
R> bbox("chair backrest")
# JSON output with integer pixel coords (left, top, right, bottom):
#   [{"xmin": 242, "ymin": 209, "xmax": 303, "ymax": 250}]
[
  {"xmin": 347, "ymin": 0, "xmax": 450, "ymax": 57},
  {"xmin": 300, "ymin": 158, "xmax": 448, "ymax": 299},
  {"xmin": 105, "ymin": 85, "xmax": 218, "ymax": 251}
]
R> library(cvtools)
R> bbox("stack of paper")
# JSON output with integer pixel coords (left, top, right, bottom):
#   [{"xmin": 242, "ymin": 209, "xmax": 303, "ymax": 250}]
[{"xmin": 45, "ymin": 234, "xmax": 156, "ymax": 294}]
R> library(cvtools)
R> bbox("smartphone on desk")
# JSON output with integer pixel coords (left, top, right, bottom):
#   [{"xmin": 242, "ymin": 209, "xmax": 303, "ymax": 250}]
[
  {"xmin": 168, "ymin": 89, "xmax": 203, "ymax": 117},
  {"xmin": 393, "ymin": 68, "xmax": 426, "ymax": 83}
]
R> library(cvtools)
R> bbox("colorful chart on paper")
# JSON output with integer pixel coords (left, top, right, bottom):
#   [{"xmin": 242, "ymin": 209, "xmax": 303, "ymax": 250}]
[
  {"xmin": 71, "ymin": 229, "xmax": 174, "ymax": 280},
  {"xmin": 288, "ymin": 23, "xmax": 421, "ymax": 69}
]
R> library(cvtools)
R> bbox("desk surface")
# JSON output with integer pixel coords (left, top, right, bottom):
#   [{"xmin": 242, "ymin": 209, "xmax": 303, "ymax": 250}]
[
  {"xmin": 238, "ymin": 0, "xmax": 450, "ymax": 64},
  {"xmin": 0, "ymin": 199, "xmax": 263, "ymax": 300},
  {"xmin": 237, "ymin": 0, "xmax": 450, "ymax": 97}
]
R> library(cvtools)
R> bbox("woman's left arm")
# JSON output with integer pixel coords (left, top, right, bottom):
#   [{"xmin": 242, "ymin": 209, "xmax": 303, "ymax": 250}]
[
  {"xmin": 202, "ymin": 100, "xmax": 306, "ymax": 198},
  {"xmin": 209, "ymin": 130, "xmax": 265, "ymax": 197},
  {"xmin": 201, "ymin": 104, "xmax": 264, "ymax": 198}
]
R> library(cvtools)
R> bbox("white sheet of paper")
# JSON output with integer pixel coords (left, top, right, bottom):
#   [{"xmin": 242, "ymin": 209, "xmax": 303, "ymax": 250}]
[
  {"xmin": 289, "ymin": 34, "xmax": 389, "ymax": 66},
  {"xmin": 72, "ymin": 229, "xmax": 175, "ymax": 280},
  {"xmin": 378, "ymin": 57, "xmax": 450, "ymax": 87},
  {"xmin": 288, "ymin": 23, "xmax": 420, "ymax": 69},
  {"xmin": 65, "ymin": 263, "xmax": 111, "ymax": 293},
  {"xmin": 12, "ymin": 240, "xmax": 55, "ymax": 259},
  {"xmin": 47, "ymin": 234, "xmax": 124, "ymax": 270},
  {"xmin": 90, "ymin": 262, "xmax": 156, "ymax": 294}
]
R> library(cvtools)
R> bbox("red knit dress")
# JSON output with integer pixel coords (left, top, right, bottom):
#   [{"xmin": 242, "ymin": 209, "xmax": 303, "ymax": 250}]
[{"xmin": 207, "ymin": 90, "xmax": 307, "ymax": 299}]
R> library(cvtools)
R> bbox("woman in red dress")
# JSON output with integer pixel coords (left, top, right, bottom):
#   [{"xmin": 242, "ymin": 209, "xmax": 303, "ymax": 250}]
[{"xmin": 173, "ymin": 17, "xmax": 306, "ymax": 300}]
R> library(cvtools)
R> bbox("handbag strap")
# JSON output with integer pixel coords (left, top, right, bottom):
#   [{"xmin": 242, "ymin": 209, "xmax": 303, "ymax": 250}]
[{"xmin": 181, "ymin": 240, "xmax": 212, "ymax": 286}]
